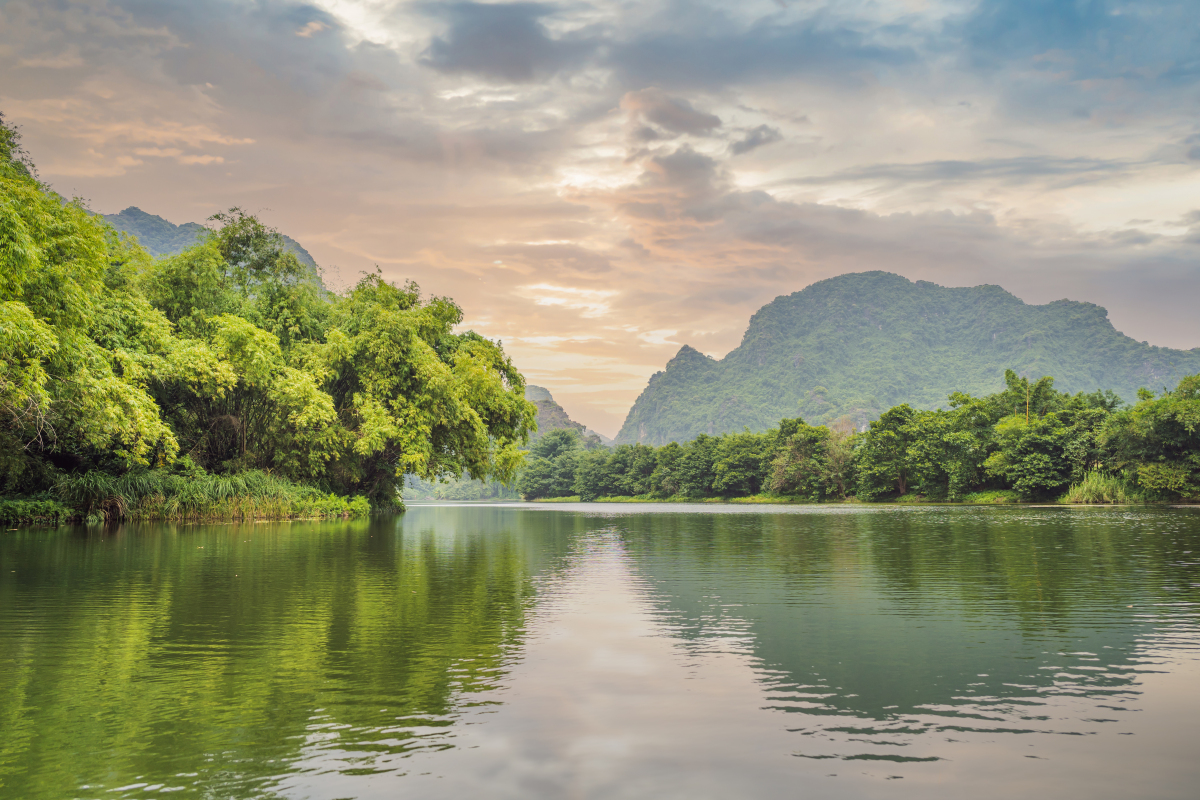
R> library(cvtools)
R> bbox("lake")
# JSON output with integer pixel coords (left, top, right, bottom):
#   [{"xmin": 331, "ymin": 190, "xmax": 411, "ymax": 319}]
[{"xmin": 2, "ymin": 504, "xmax": 1200, "ymax": 799}]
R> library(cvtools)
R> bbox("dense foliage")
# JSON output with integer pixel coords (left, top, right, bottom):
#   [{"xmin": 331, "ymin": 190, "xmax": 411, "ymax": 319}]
[
  {"xmin": 0, "ymin": 115, "xmax": 534, "ymax": 520},
  {"xmin": 616, "ymin": 272, "xmax": 1200, "ymax": 445},
  {"xmin": 521, "ymin": 370, "xmax": 1200, "ymax": 504}
]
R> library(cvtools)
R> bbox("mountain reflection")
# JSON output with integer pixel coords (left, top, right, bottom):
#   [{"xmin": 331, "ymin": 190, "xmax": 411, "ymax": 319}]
[{"xmin": 615, "ymin": 507, "xmax": 1200, "ymax": 759}]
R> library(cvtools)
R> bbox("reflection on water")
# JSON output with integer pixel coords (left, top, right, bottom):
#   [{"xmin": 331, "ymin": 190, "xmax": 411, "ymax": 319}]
[{"xmin": 2, "ymin": 505, "xmax": 1199, "ymax": 799}]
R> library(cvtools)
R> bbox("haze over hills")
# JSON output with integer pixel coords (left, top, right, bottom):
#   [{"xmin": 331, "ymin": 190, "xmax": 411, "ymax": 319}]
[
  {"xmin": 104, "ymin": 206, "xmax": 319, "ymax": 270},
  {"xmin": 616, "ymin": 271, "xmax": 1200, "ymax": 446},
  {"xmin": 526, "ymin": 386, "xmax": 613, "ymax": 446}
]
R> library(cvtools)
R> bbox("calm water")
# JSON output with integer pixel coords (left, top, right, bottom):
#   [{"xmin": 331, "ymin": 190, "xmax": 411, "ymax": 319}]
[{"xmin": 3, "ymin": 504, "xmax": 1200, "ymax": 799}]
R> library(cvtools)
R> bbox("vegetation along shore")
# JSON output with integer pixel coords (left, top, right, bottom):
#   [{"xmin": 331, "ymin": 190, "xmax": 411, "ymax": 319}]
[
  {"xmin": 0, "ymin": 115, "xmax": 535, "ymax": 525},
  {"xmin": 516, "ymin": 369, "xmax": 1199, "ymax": 506}
]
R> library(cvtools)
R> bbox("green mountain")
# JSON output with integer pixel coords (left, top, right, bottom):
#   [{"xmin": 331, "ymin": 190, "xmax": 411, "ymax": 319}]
[
  {"xmin": 615, "ymin": 271, "xmax": 1200, "ymax": 445},
  {"xmin": 104, "ymin": 206, "xmax": 319, "ymax": 270}
]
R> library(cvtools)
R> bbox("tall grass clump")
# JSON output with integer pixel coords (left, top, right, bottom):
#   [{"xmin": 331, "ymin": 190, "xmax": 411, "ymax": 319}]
[
  {"xmin": 961, "ymin": 489, "xmax": 1020, "ymax": 504},
  {"xmin": 54, "ymin": 463, "xmax": 372, "ymax": 522},
  {"xmin": 1061, "ymin": 472, "xmax": 1138, "ymax": 504}
]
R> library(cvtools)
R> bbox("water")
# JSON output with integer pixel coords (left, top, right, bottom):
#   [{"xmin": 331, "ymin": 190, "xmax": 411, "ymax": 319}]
[{"xmin": 3, "ymin": 504, "xmax": 1200, "ymax": 799}]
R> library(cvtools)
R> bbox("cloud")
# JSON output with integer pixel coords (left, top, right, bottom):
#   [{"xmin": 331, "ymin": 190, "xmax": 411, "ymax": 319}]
[
  {"xmin": 518, "ymin": 283, "xmax": 618, "ymax": 317},
  {"xmin": 787, "ymin": 155, "xmax": 1138, "ymax": 187},
  {"xmin": 620, "ymin": 88, "xmax": 721, "ymax": 136},
  {"xmin": 606, "ymin": 14, "xmax": 918, "ymax": 90},
  {"xmin": 730, "ymin": 124, "xmax": 782, "ymax": 155},
  {"xmin": 420, "ymin": 2, "xmax": 590, "ymax": 83},
  {"xmin": 296, "ymin": 20, "xmax": 328, "ymax": 38},
  {"xmin": 955, "ymin": 0, "xmax": 1200, "ymax": 122}
]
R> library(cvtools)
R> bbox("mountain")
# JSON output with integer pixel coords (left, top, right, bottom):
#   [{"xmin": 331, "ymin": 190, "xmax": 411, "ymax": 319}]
[
  {"xmin": 615, "ymin": 271, "xmax": 1200, "ymax": 445},
  {"xmin": 103, "ymin": 206, "xmax": 319, "ymax": 270},
  {"xmin": 526, "ymin": 386, "xmax": 613, "ymax": 446}
]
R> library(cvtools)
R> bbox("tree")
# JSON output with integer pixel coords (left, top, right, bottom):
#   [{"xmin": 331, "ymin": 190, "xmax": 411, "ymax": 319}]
[
  {"xmin": 649, "ymin": 441, "xmax": 684, "ymax": 496},
  {"xmin": 1, "ymin": 128, "xmax": 178, "ymax": 485},
  {"xmin": 983, "ymin": 405, "xmax": 1107, "ymax": 501},
  {"xmin": 516, "ymin": 457, "xmax": 557, "ymax": 500},
  {"xmin": 854, "ymin": 404, "xmax": 916, "ymax": 500},
  {"xmin": 712, "ymin": 430, "xmax": 770, "ymax": 497},
  {"xmin": 677, "ymin": 434, "xmax": 718, "ymax": 497},
  {"xmin": 767, "ymin": 420, "xmax": 830, "ymax": 499},
  {"xmin": 573, "ymin": 448, "xmax": 613, "ymax": 501},
  {"xmin": 532, "ymin": 428, "xmax": 583, "ymax": 460},
  {"xmin": 1101, "ymin": 374, "xmax": 1200, "ymax": 500}
]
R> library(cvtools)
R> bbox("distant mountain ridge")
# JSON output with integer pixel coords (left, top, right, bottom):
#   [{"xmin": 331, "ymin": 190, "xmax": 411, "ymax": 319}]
[
  {"xmin": 104, "ymin": 206, "xmax": 319, "ymax": 270},
  {"xmin": 526, "ymin": 385, "xmax": 613, "ymax": 446},
  {"xmin": 615, "ymin": 271, "xmax": 1200, "ymax": 445}
]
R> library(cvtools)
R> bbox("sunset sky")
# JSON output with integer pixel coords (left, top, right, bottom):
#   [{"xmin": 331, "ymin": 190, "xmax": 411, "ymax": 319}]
[{"xmin": 2, "ymin": 0, "xmax": 1198, "ymax": 436}]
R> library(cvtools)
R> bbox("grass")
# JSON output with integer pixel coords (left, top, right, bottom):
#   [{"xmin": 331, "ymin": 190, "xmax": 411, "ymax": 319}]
[
  {"xmin": 961, "ymin": 490, "xmax": 1021, "ymax": 504},
  {"xmin": 1060, "ymin": 472, "xmax": 1140, "ymax": 504},
  {"xmin": 569, "ymin": 494, "xmax": 843, "ymax": 504},
  {"xmin": 520, "ymin": 489, "xmax": 1128, "ymax": 506},
  {"xmin": 723, "ymin": 494, "xmax": 827, "ymax": 504},
  {"xmin": 53, "ymin": 467, "xmax": 371, "ymax": 523}
]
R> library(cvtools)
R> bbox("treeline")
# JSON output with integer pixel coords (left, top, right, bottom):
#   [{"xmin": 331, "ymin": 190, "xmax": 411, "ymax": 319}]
[
  {"xmin": 519, "ymin": 370, "xmax": 1200, "ymax": 504},
  {"xmin": 0, "ymin": 114, "xmax": 534, "ymax": 522}
]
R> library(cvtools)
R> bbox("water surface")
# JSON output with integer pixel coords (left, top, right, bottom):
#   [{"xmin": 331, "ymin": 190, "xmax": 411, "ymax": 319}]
[{"xmin": 2, "ymin": 504, "xmax": 1199, "ymax": 799}]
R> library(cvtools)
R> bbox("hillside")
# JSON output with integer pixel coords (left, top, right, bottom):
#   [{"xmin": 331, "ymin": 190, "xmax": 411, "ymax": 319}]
[
  {"xmin": 527, "ymin": 386, "xmax": 612, "ymax": 445},
  {"xmin": 615, "ymin": 271, "xmax": 1200, "ymax": 445},
  {"xmin": 104, "ymin": 206, "xmax": 319, "ymax": 270}
]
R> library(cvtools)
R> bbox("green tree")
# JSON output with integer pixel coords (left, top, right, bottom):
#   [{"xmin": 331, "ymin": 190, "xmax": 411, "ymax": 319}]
[
  {"xmin": 1101, "ymin": 374, "xmax": 1200, "ymax": 500},
  {"xmin": 1, "ymin": 129, "xmax": 178, "ymax": 485},
  {"xmin": 649, "ymin": 441, "xmax": 684, "ymax": 496},
  {"xmin": 573, "ymin": 448, "xmax": 613, "ymax": 501},
  {"xmin": 854, "ymin": 404, "xmax": 917, "ymax": 500},
  {"xmin": 983, "ymin": 405, "xmax": 1108, "ymax": 501},
  {"xmin": 712, "ymin": 430, "xmax": 771, "ymax": 497},
  {"xmin": 516, "ymin": 457, "xmax": 557, "ymax": 500},
  {"xmin": 677, "ymin": 434, "xmax": 719, "ymax": 497}
]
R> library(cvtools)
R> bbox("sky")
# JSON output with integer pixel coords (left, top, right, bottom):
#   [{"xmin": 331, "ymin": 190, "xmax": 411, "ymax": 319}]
[{"xmin": 2, "ymin": 0, "xmax": 1198, "ymax": 437}]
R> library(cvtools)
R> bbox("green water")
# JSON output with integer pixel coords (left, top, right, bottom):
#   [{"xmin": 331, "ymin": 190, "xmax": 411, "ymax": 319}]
[{"xmin": 2, "ymin": 504, "xmax": 1200, "ymax": 799}]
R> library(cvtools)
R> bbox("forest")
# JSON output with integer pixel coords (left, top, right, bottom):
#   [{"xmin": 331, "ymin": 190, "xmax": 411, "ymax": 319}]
[
  {"xmin": 519, "ymin": 369, "xmax": 1200, "ymax": 504},
  {"xmin": 0, "ymin": 115, "xmax": 535, "ymax": 524}
]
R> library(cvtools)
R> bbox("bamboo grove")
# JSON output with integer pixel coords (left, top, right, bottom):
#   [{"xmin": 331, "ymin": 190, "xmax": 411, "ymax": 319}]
[{"xmin": 0, "ymin": 115, "xmax": 535, "ymax": 522}]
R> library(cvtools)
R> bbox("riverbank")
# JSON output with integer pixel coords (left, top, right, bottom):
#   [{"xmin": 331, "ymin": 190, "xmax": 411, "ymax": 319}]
[
  {"xmin": 526, "ymin": 492, "xmax": 1174, "ymax": 506},
  {"xmin": 1, "ymin": 468, "xmax": 372, "ymax": 526}
]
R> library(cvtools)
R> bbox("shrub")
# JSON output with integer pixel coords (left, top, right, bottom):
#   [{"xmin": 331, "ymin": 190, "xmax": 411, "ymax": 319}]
[
  {"xmin": 961, "ymin": 490, "xmax": 1020, "ymax": 504},
  {"xmin": 53, "ymin": 466, "xmax": 374, "ymax": 522},
  {"xmin": 0, "ymin": 498, "xmax": 73, "ymax": 525},
  {"xmin": 1060, "ymin": 471, "xmax": 1138, "ymax": 504}
]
